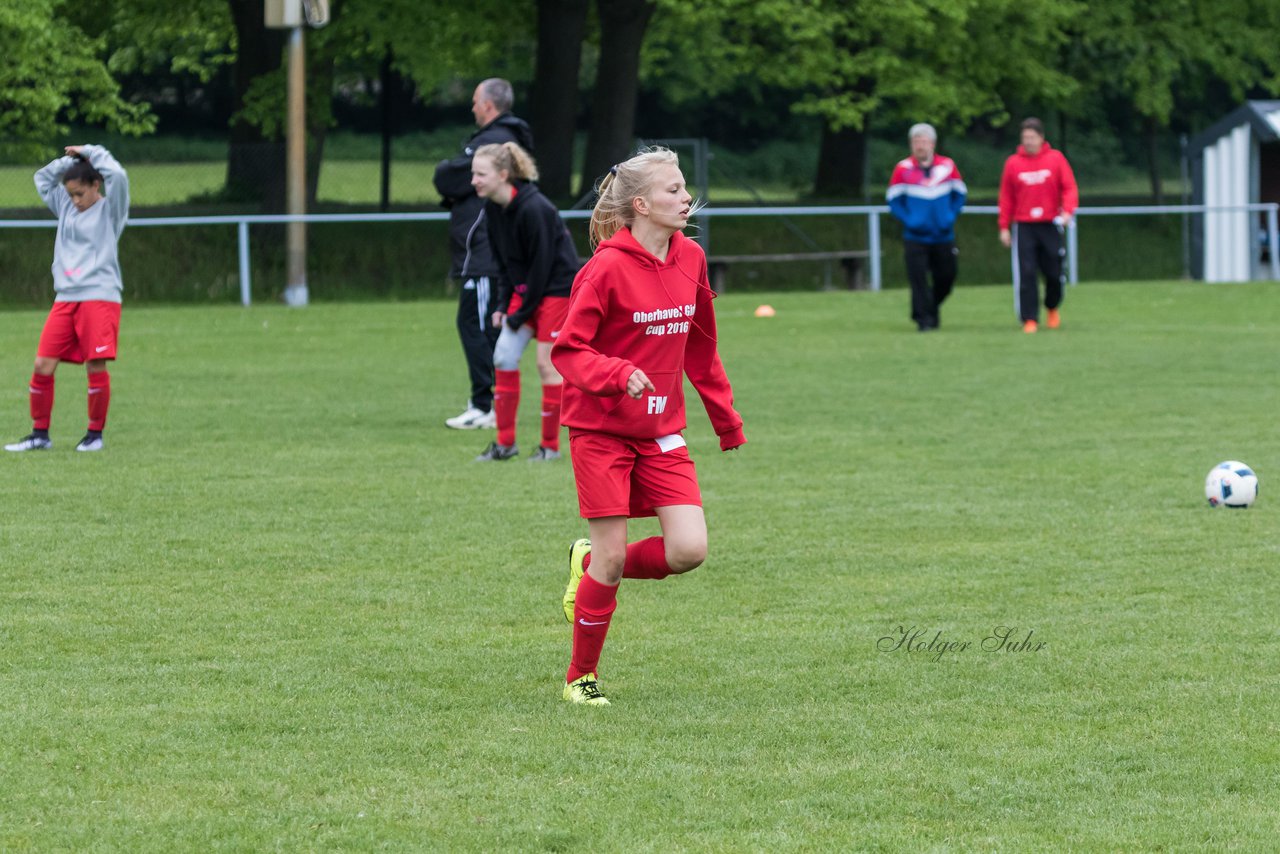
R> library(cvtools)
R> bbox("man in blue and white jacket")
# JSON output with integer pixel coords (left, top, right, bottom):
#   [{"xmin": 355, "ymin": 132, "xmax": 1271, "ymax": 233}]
[{"xmin": 886, "ymin": 124, "xmax": 967, "ymax": 331}]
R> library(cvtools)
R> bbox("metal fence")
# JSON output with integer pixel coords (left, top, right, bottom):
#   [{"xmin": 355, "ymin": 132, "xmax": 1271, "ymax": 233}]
[{"xmin": 1, "ymin": 203, "xmax": 1276, "ymax": 306}]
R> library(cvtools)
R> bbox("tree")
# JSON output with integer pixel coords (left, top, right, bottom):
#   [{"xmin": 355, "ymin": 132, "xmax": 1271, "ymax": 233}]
[
  {"xmin": 88, "ymin": 0, "xmax": 280, "ymax": 206},
  {"xmin": 224, "ymin": 0, "xmax": 288, "ymax": 207},
  {"xmin": 530, "ymin": 0, "xmax": 590, "ymax": 201},
  {"xmin": 1067, "ymin": 0, "xmax": 1280, "ymax": 201},
  {"xmin": 643, "ymin": 0, "xmax": 1079, "ymax": 198},
  {"xmin": 578, "ymin": 0, "xmax": 656, "ymax": 196},
  {"xmin": 248, "ymin": 0, "xmax": 529, "ymax": 205},
  {"xmin": 0, "ymin": 0, "xmax": 155, "ymax": 160}
]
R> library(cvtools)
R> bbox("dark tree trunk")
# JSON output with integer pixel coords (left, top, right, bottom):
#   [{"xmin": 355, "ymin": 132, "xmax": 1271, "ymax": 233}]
[
  {"xmin": 226, "ymin": 0, "xmax": 287, "ymax": 210},
  {"xmin": 578, "ymin": 0, "xmax": 656, "ymax": 197},
  {"xmin": 1146, "ymin": 116, "xmax": 1164, "ymax": 204},
  {"xmin": 813, "ymin": 123, "xmax": 867, "ymax": 200},
  {"xmin": 531, "ymin": 0, "xmax": 589, "ymax": 201},
  {"xmin": 302, "ymin": 0, "xmax": 346, "ymax": 207},
  {"xmin": 304, "ymin": 44, "xmax": 336, "ymax": 206}
]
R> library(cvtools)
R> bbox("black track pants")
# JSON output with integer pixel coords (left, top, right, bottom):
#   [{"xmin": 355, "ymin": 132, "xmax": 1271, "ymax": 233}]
[
  {"xmin": 904, "ymin": 240, "xmax": 958, "ymax": 329},
  {"xmin": 455, "ymin": 276, "xmax": 500, "ymax": 412},
  {"xmin": 1012, "ymin": 222, "xmax": 1064, "ymax": 322}
]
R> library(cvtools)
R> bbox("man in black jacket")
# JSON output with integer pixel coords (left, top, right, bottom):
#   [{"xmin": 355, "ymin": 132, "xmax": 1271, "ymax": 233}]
[{"xmin": 434, "ymin": 78, "xmax": 535, "ymax": 430}]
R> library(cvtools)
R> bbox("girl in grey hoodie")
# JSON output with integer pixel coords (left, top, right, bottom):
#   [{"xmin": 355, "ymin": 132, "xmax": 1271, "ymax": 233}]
[{"xmin": 6, "ymin": 145, "xmax": 128, "ymax": 453}]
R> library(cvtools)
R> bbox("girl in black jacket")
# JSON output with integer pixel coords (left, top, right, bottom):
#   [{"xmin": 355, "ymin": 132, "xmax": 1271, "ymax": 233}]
[{"xmin": 470, "ymin": 142, "xmax": 581, "ymax": 462}]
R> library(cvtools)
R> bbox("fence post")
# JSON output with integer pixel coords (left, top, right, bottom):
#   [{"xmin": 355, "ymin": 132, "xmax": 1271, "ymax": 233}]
[
  {"xmin": 1067, "ymin": 217, "xmax": 1079, "ymax": 285},
  {"xmin": 868, "ymin": 210, "xmax": 882, "ymax": 291},
  {"xmin": 1268, "ymin": 204, "xmax": 1280, "ymax": 281},
  {"xmin": 238, "ymin": 220, "xmax": 252, "ymax": 307},
  {"xmin": 696, "ymin": 138, "xmax": 711, "ymax": 254}
]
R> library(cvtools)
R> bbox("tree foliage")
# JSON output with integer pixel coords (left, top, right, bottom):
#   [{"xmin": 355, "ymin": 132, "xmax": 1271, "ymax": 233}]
[
  {"xmin": 645, "ymin": 0, "xmax": 1080, "ymax": 134},
  {"xmin": 0, "ymin": 0, "xmax": 155, "ymax": 158},
  {"xmin": 229, "ymin": 0, "xmax": 529, "ymax": 141},
  {"xmin": 1071, "ymin": 0, "xmax": 1280, "ymax": 128},
  {"xmin": 7, "ymin": 0, "xmax": 1280, "ymax": 203},
  {"xmin": 92, "ymin": 0, "xmax": 235, "ymax": 82}
]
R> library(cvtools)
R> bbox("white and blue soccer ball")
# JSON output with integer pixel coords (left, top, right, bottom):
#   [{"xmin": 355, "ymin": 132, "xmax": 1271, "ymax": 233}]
[{"xmin": 1205, "ymin": 461, "xmax": 1259, "ymax": 508}]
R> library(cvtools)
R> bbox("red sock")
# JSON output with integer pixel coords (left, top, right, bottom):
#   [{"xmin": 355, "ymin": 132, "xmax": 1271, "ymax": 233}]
[
  {"xmin": 540, "ymin": 383, "xmax": 562, "ymax": 451},
  {"xmin": 623, "ymin": 537, "xmax": 672, "ymax": 579},
  {"xmin": 87, "ymin": 370, "xmax": 110, "ymax": 431},
  {"xmin": 567, "ymin": 572, "xmax": 618, "ymax": 683},
  {"xmin": 30, "ymin": 373, "xmax": 54, "ymax": 431},
  {"xmin": 494, "ymin": 369, "xmax": 520, "ymax": 447}
]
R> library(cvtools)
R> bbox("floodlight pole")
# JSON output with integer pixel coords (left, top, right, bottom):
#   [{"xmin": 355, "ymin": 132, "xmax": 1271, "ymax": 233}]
[{"xmin": 283, "ymin": 25, "xmax": 309, "ymax": 307}]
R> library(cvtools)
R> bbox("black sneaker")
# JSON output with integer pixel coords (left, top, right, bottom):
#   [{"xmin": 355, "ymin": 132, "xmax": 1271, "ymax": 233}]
[
  {"xmin": 75, "ymin": 431, "xmax": 104, "ymax": 452},
  {"xmin": 475, "ymin": 441, "xmax": 518, "ymax": 461},
  {"xmin": 528, "ymin": 446, "xmax": 562, "ymax": 462},
  {"xmin": 4, "ymin": 432, "xmax": 52, "ymax": 452}
]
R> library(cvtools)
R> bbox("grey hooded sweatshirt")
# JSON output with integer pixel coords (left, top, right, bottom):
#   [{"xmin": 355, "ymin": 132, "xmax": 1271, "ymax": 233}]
[{"xmin": 35, "ymin": 145, "xmax": 129, "ymax": 303}]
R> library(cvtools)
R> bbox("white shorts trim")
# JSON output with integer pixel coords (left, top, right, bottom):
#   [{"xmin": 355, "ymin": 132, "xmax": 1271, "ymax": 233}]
[{"xmin": 655, "ymin": 434, "xmax": 686, "ymax": 453}]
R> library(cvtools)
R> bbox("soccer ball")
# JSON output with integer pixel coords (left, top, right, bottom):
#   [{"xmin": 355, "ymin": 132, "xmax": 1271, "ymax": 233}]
[{"xmin": 1205, "ymin": 461, "xmax": 1259, "ymax": 508}]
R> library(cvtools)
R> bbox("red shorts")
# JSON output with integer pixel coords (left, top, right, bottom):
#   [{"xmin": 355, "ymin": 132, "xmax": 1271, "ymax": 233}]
[
  {"xmin": 507, "ymin": 294, "xmax": 570, "ymax": 344},
  {"xmin": 37, "ymin": 300, "xmax": 121, "ymax": 363},
  {"xmin": 569, "ymin": 430, "xmax": 702, "ymax": 519}
]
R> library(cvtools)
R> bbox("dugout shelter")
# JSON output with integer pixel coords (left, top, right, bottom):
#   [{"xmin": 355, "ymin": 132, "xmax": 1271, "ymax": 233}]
[{"xmin": 1190, "ymin": 100, "xmax": 1280, "ymax": 282}]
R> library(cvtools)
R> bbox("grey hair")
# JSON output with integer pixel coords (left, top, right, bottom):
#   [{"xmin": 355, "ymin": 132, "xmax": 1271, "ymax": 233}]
[
  {"xmin": 908, "ymin": 123, "xmax": 937, "ymax": 142},
  {"xmin": 479, "ymin": 78, "xmax": 514, "ymax": 114}
]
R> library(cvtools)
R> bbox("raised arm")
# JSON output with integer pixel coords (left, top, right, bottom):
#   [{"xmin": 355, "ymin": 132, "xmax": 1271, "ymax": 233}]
[
  {"xmin": 34, "ymin": 155, "xmax": 76, "ymax": 216},
  {"xmin": 77, "ymin": 145, "xmax": 129, "ymax": 233}
]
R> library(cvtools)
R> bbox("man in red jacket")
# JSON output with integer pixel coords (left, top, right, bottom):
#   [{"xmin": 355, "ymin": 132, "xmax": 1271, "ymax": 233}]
[{"xmin": 998, "ymin": 117, "xmax": 1078, "ymax": 333}]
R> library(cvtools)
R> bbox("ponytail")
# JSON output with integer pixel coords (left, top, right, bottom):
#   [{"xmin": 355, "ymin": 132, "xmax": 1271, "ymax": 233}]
[{"xmin": 473, "ymin": 142, "xmax": 539, "ymax": 182}]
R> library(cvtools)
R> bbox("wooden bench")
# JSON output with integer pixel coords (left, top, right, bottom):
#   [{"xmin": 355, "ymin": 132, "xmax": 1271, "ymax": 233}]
[{"xmin": 706, "ymin": 250, "xmax": 871, "ymax": 292}]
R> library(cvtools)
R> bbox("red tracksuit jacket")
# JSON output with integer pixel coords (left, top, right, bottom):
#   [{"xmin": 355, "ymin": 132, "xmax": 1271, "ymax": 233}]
[
  {"xmin": 551, "ymin": 227, "xmax": 746, "ymax": 451},
  {"xmin": 997, "ymin": 142, "xmax": 1078, "ymax": 229}
]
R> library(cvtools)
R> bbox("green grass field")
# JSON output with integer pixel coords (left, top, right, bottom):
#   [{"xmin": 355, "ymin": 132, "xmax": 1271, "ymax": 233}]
[{"xmin": 1, "ymin": 282, "xmax": 1277, "ymax": 850}]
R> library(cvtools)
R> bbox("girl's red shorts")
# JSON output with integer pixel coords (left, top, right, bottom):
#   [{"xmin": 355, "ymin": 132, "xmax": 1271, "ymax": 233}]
[
  {"xmin": 568, "ymin": 430, "xmax": 702, "ymax": 519},
  {"xmin": 507, "ymin": 293, "xmax": 569, "ymax": 343},
  {"xmin": 37, "ymin": 300, "xmax": 121, "ymax": 363}
]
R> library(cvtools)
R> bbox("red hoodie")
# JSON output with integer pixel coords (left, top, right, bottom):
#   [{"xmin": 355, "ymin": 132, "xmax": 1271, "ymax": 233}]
[
  {"xmin": 551, "ymin": 227, "xmax": 746, "ymax": 451},
  {"xmin": 997, "ymin": 142, "xmax": 1078, "ymax": 229}
]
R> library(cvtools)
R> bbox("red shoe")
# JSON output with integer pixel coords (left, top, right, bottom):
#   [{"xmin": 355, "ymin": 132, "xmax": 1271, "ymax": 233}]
[
  {"xmin": 1046, "ymin": 308, "xmax": 1061, "ymax": 329},
  {"xmin": 1022, "ymin": 319, "xmax": 1038, "ymax": 334}
]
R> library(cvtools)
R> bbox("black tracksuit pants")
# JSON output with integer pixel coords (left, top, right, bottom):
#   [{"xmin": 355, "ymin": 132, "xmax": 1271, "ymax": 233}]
[
  {"xmin": 904, "ymin": 240, "xmax": 958, "ymax": 330},
  {"xmin": 1013, "ymin": 222, "xmax": 1065, "ymax": 322},
  {"xmin": 455, "ymin": 276, "xmax": 500, "ymax": 413}
]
